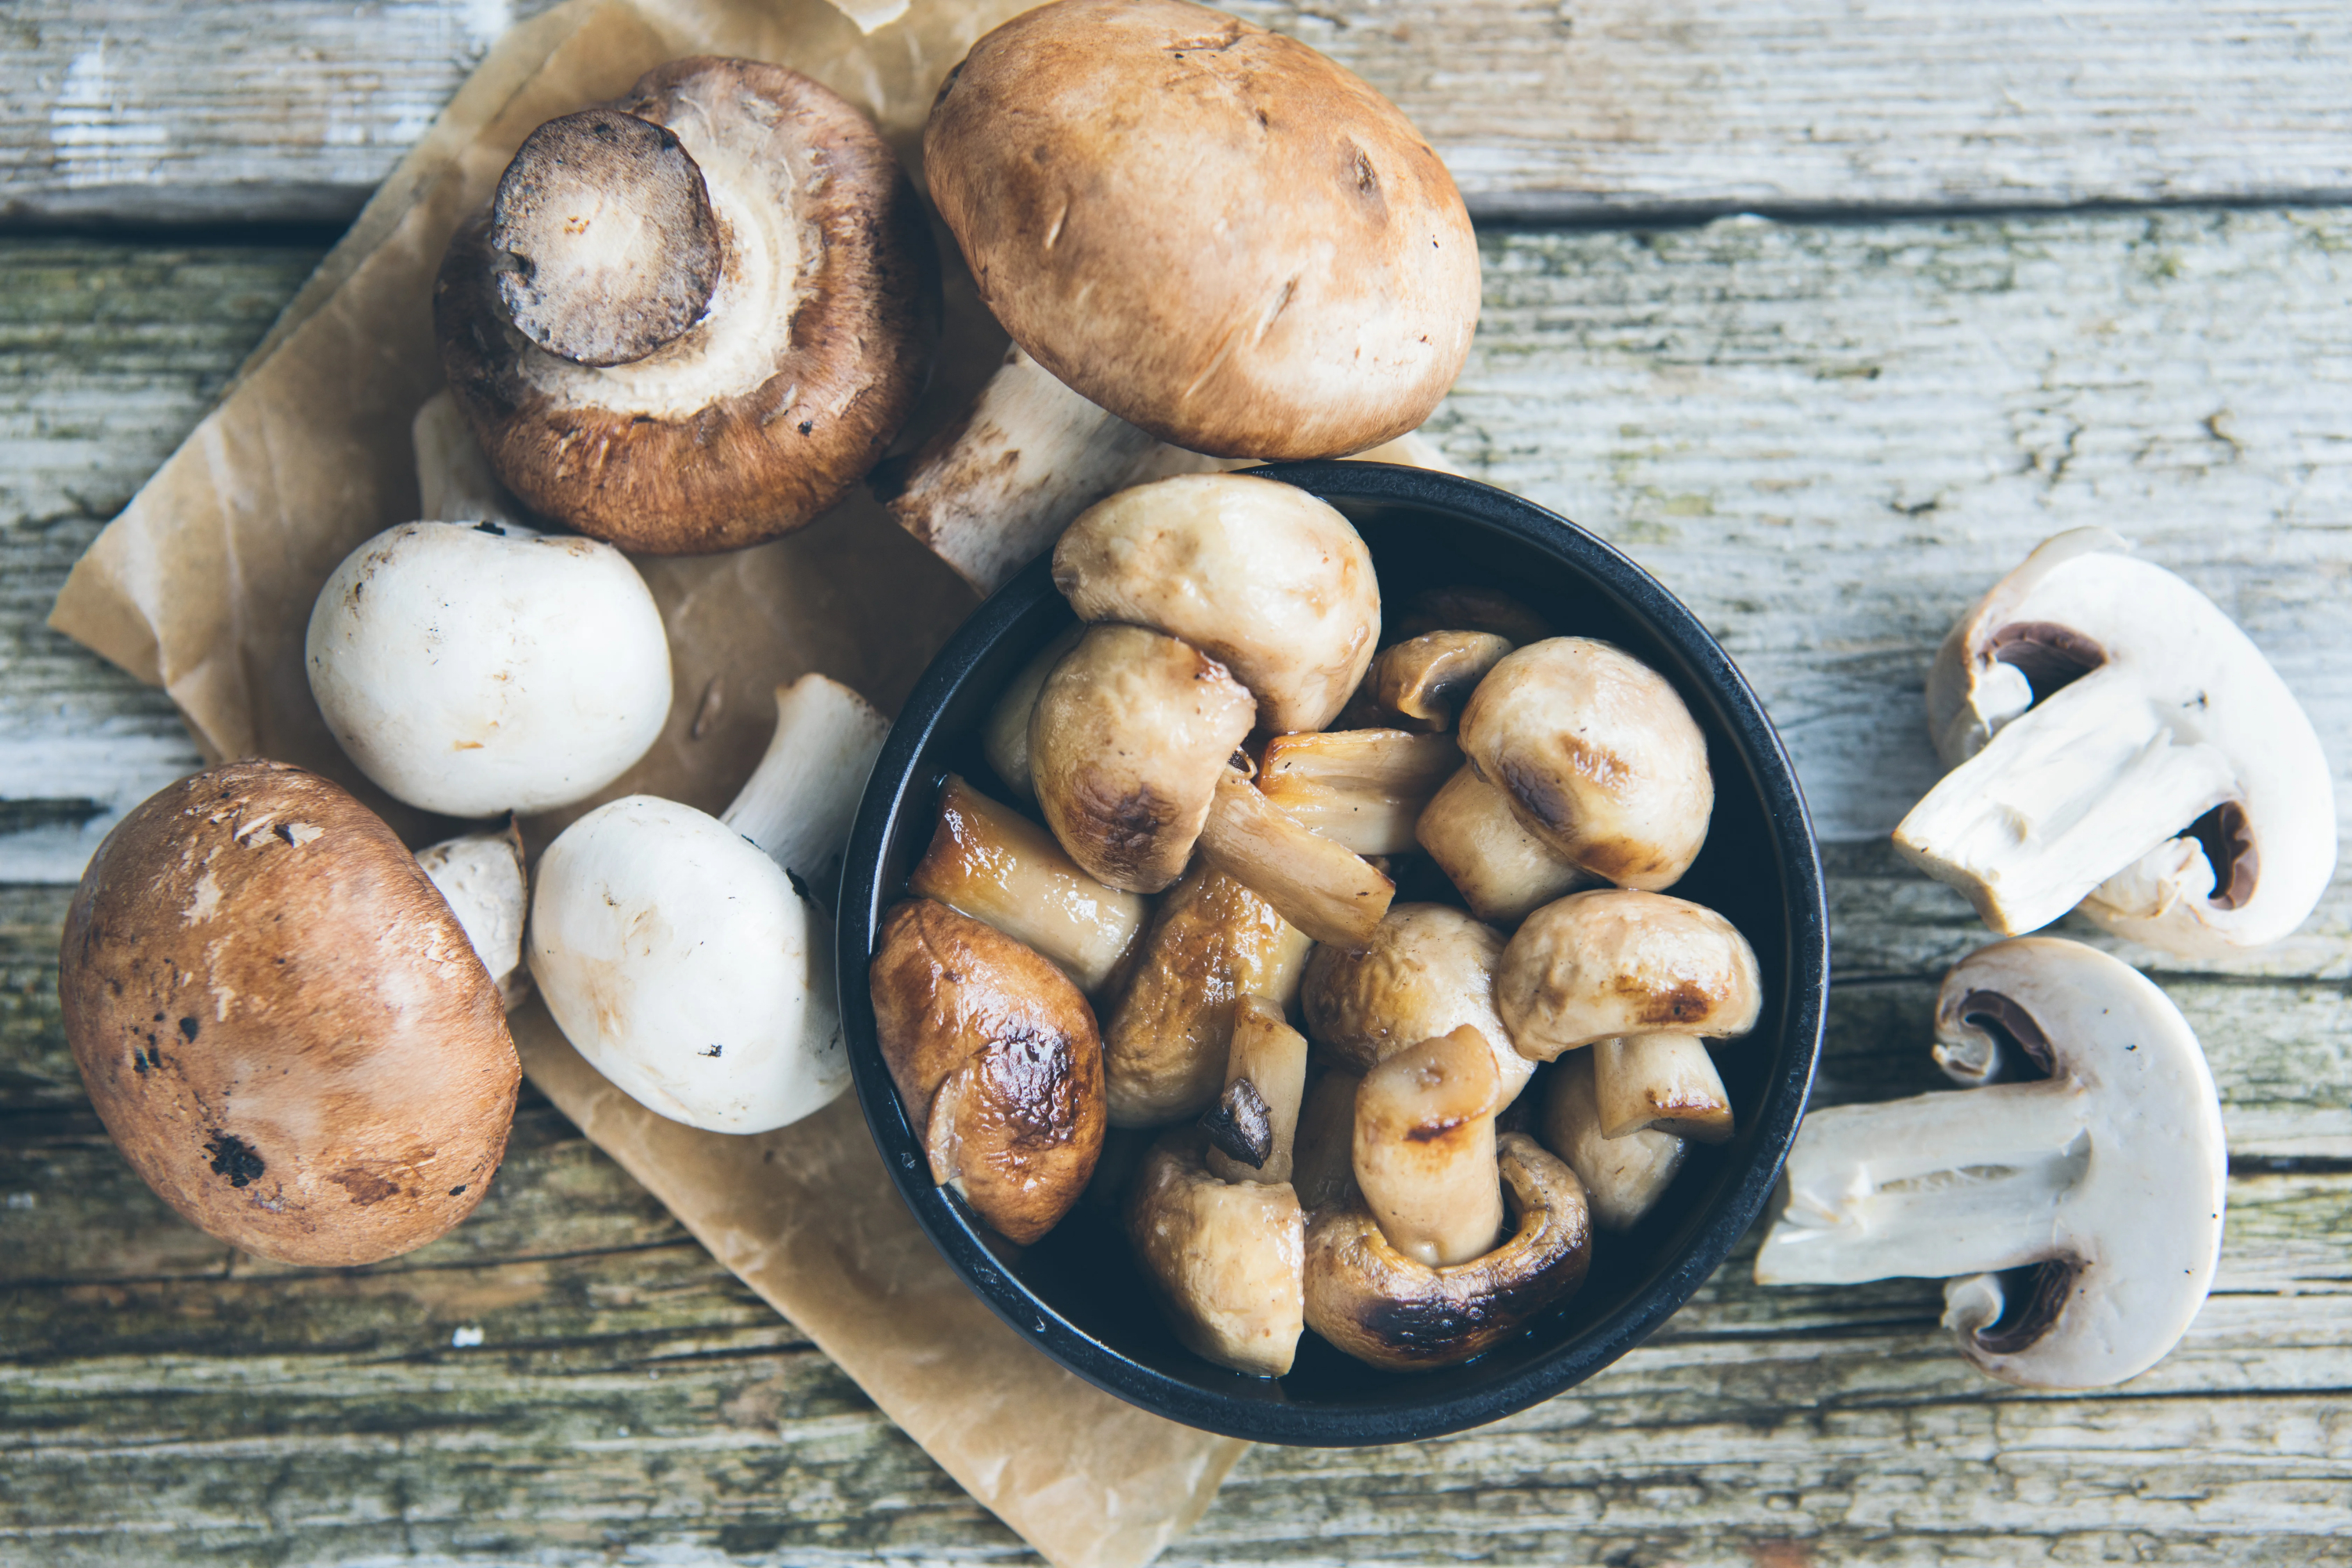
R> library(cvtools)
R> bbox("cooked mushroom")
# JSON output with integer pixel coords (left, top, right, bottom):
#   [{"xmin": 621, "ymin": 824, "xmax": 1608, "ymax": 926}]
[
  {"xmin": 1201, "ymin": 996, "xmax": 1310, "ymax": 1185},
  {"xmin": 305, "ymin": 518, "xmax": 672, "ymax": 817},
  {"xmin": 981, "ymin": 624, "xmax": 1083, "ymax": 804},
  {"xmin": 529, "ymin": 676, "xmax": 887, "ymax": 1134},
  {"xmin": 1539, "ymin": 1050, "xmax": 1686, "ymax": 1231},
  {"xmin": 1029, "ymin": 622, "xmax": 1257, "ymax": 893},
  {"xmin": 435, "ymin": 58, "xmax": 938, "ymax": 554},
  {"xmin": 1305, "ymin": 1131, "xmax": 1592, "ymax": 1372},
  {"xmin": 1450, "ymin": 637, "xmax": 1715, "ymax": 891},
  {"xmin": 1197, "ymin": 766, "xmax": 1396, "ymax": 947},
  {"xmin": 1127, "ymin": 1127, "xmax": 1305, "ymax": 1377},
  {"xmin": 1590, "ymin": 1033, "xmax": 1734, "ymax": 1144},
  {"xmin": 1256, "ymin": 728, "xmax": 1461, "ymax": 856},
  {"xmin": 1290, "ymin": 1066, "xmax": 1363, "ymax": 1211},
  {"xmin": 873, "ymin": 899, "xmax": 1106, "ymax": 1245},
  {"xmin": 1415, "ymin": 764, "xmax": 1591, "ymax": 925},
  {"xmin": 908, "ymin": 773, "xmax": 1146, "ymax": 995},
  {"xmin": 1754, "ymin": 937, "xmax": 2227, "ymax": 1390},
  {"xmin": 1301, "ymin": 902, "xmax": 1536, "ymax": 1106},
  {"xmin": 924, "ymin": 0, "xmax": 1480, "ymax": 461},
  {"xmin": 59, "ymin": 761, "xmax": 519, "ymax": 1266},
  {"xmin": 1896, "ymin": 528, "xmax": 2336, "ymax": 956},
  {"xmin": 1352, "ymin": 1026, "xmax": 1508, "ymax": 1266},
  {"xmin": 1102, "ymin": 866, "xmax": 1313, "ymax": 1127},
  {"xmin": 416, "ymin": 818, "xmax": 530, "ymax": 1009},
  {"xmin": 1495, "ymin": 889, "xmax": 1762, "ymax": 1062},
  {"xmin": 1370, "ymin": 631, "xmax": 1515, "ymax": 731}
]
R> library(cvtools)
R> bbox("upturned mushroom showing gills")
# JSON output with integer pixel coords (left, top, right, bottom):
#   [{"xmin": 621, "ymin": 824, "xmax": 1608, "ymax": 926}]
[
  {"xmin": 59, "ymin": 762, "xmax": 520, "ymax": 1266},
  {"xmin": 529, "ymin": 675, "xmax": 887, "ymax": 1134},
  {"xmin": 872, "ymin": 900, "xmax": 1106, "ymax": 1245},
  {"xmin": 924, "ymin": 0, "xmax": 1479, "ymax": 461},
  {"xmin": 1755, "ymin": 938, "xmax": 2227, "ymax": 1391},
  {"xmin": 1450, "ymin": 637, "xmax": 1715, "ymax": 891},
  {"xmin": 1301, "ymin": 902, "xmax": 1535, "ymax": 1107},
  {"xmin": 1053, "ymin": 473, "xmax": 1381, "ymax": 734},
  {"xmin": 1896, "ymin": 528, "xmax": 2336, "ymax": 957},
  {"xmin": 435, "ymin": 57, "xmax": 937, "ymax": 554},
  {"xmin": 306, "ymin": 520, "xmax": 672, "ymax": 818}
]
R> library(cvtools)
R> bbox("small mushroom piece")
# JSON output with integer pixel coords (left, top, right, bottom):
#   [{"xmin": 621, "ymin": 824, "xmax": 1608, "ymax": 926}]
[
  {"xmin": 436, "ymin": 58, "xmax": 938, "ymax": 554},
  {"xmin": 1196, "ymin": 767, "xmax": 1396, "ymax": 948},
  {"xmin": 1102, "ymin": 866, "xmax": 1313, "ymax": 1127},
  {"xmin": 1454, "ymin": 638, "xmax": 1715, "ymax": 891},
  {"xmin": 1305, "ymin": 1131, "xmax": 1592, "ymax": 1373},
  {"xmin": 1352, "ymin": 1026, "xmax": 1508, "ymax": 1266},
  {"xmin": 1539, "ymin": 1050, "xmax": 1685, "ymax": 1231},
  {"xmin": 1754, "ymin": 937, "xmax": 2227, "ymax": 1391},
  {"xmin": 1897, "ymin": 528, "xmax": 2336, "ymax": 956},
  {"xmin": 1415, "ymin": 764, "xmax": 1592, "ymax": 925},
  {"xmin": 981, "ymin": 624, "xmax": 1084, "ymax": 804},
  {"xmin": 908, "ymin": 774, "xmax": 1146, "ymax": 996},
  {"xmin": 1256, "ymin": 728, "xmax": 1461, "ymax": 856},
  {"xmin": 1029, "ymin": 622, "xmax": 1257, "ymax": 893},
  {"xmin": 59, "ymin": 762, "xmax": 520, "ymax": 1267},
  {"xmin": 925, "ymin": 0, "xmax": 1479, "ymax": 461},
  {"xmin": 1201, "ymin": 996, "xmax": 1310, "ymax": 1185},
  {"xmin": 1590, "ymin": 1033, "xmax": 1735, "ymax": 1143},
  {"xmin": 416, "ymin": 818, "xmax": 531, "ymax": 1009},
  {"xmin": 1053, "ymin": 473, "xmax": 1381, "ymax": 734},
  {"xmin": 1301, "ymin": 902, "xmax": 1536, "ymax": 1106},
  {"xmin": 1126, "ymin": 1129, "xmax": 1306, "ymax": 1376},
  {"xmin": 305, "ymin": 519, "xmax": 672, "ymax": 817},
  {"xmin": 873, "ymin": 900, "xmax": 1106, "ymax": 1245},
  {"xmin": 1290, "ymin": 1066, "xmax": 1363, "ymax": 1211},
  {"xmin": 1370, "ymin": 631, "xmax": 1515, "ymax": 731},
  {"xmin": 529, "ymin": 676, "xmax": 888, "ymax": 1134},
  {"xmin": 1496, "ymin": 889, "xmax": 1763, "ymax": 1063}
]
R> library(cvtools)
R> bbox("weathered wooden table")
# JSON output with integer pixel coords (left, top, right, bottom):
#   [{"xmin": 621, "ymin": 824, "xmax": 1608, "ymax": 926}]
[{"xmin": 5, "ymin": 3, "xmax": 2349, "ymax": 1562}]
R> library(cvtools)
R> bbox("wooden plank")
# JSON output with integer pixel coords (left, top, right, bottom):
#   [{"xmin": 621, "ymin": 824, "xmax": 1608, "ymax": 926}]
[{"xmin": 6, "ymin": 2, "xmax": 2352, "ymax": 225}]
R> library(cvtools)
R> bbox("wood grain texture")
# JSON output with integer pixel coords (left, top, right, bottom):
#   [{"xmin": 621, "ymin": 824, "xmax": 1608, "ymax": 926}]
[{"xmin": 4, "ymin": 1, "xmax": 2351, "ymax": 225}]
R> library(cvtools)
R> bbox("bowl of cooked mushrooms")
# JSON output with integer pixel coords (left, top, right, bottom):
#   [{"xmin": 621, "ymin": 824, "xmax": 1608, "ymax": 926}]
[{"xmin": 839, "ymin": 461, "xmax": 1830, "ymax": 1444}]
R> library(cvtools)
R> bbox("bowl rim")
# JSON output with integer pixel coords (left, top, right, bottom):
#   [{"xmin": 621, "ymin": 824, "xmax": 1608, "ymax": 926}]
[{"xmin": 838, "ymin": 461, "xmax": 1828, "ymax": 1446}]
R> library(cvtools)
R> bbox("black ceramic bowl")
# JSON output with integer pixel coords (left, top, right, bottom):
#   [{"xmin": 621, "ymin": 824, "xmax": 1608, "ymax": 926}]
[{"xmin": 839, "ymin": 462, "xmax": 1828, "ymax": 1446}]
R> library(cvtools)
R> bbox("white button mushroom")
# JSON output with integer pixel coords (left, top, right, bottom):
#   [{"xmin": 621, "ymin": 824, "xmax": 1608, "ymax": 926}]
[
  {"xmin": 1301, "ymin": 902, "xmax": 1537, "ymax": 1108},
  {"xmin": 1352, "ymin": 1026, "xmax": 1508, "ymax": 1267},
  {"xmin": 1753, "ymin": 936, "xmax": 2227, "ymax": 1391},
  {"xmin": 527, "ymin": 675, "xmax": 887, "ymax": 1134},
  {"xmin": 1896, "ymin": 528, "xmax": 2336, "ymax": 956}
]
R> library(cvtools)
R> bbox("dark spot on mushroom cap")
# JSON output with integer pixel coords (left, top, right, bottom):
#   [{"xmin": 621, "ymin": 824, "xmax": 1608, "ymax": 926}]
[
  {"xmin": 448, "ymin": 1185, "xmax": 468, "ymax": 1196},
  {"xmin": 1988, "ymin": 620, "xmax": 2107, "ymax": 704},
  {"xmin": 327, "ymin": 1167, "xmax": 401, "ymax": 1206},
  {"xmin": 1621, "ymin": 978, "xmax": 1717, "ymax": 1028},
  {"xmin": 205, "ymin": 1133, "xmax": 266, "ymax": 1188},
  {"xmin": 700, "ymin": 1044, "xmax": 724, "ymax": 1058},
  {"xmin": 179, "ymin": 1016, "xmax": 199, "ymax": 1042}
]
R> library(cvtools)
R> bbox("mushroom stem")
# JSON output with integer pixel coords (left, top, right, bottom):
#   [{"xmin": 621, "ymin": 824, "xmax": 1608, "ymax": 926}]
[
  {"xmin": 1290, "ymin": 1068, "xmax": 1363, "ymax": 1211},
  {"xmin": 1754, "ymin": 1079, "xmax": 2092, "ymax": 1286},
  {"xmin": 1539, "ymin": 1049, "xmax": 1684, "ymax": 1232},
  {"xmin": 1257, "ymin": 728, "xmax": 1461, "ymax": 856},
  {"xmin": 1203, "ymin": 996, "xmax": 1308, "ymax": 1185},
  {"xmin": 1352, "ymin": 1025, "xmax": 1506, "ymax": 1268},
  {"xmin": 1592, "ymin": 1033, "xmax": 1735, "ymax": 1144},
  {"xmin": 1893, "ymin": 670, "xmax": 2236, "ymax": 936},
  {"xmin": 412, "ymin": 391, "xmax": 526, "ymax": 528},
  {"xmin": 1197, "ymin": 768, "xmax": 1396, "ymax": 947},
  {"xmin": 719, "ymin": 675, "xmax": 891, "ymax": 901},
  {"xmin": 1415, "ymin": 764, "xmax": 1590, "ymax": 925}
]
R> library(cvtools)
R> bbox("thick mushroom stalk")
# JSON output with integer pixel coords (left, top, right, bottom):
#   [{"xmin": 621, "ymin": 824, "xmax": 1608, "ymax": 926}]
[
  {"xmin": 1753, "ymin": 938, "xmax": 2226, "ymax": 1391},
  {"xmin": 528, "ymin": 675, "xmax": 887, "ymax": 1134},
  {"xmin": 1898, "ymin": 528, "xmax": 2336, "ymax": 955},
  {"xmin": 1257, "ymin": 728, "xmax": 1461, "ymax": 856},
  {"xmin": 1416, "ymin": 764, "xmax": 1590, "ymax": 925},
  {"xmin": 1201, "ymin": 996, "xmax": 1309, "ymax": 1185},
  {"xmin": 1591, "ymin": 1033, "xmax": 1733, "ymax": 1144},
  {"xmin": 1352, "ymin": 1026, "xmax": 1508, "ymax": 1267}
]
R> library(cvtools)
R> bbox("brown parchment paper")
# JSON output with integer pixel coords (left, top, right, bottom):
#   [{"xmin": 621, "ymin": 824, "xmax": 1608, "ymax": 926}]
[{"xmin": 47, "ymin": 2, "xmax": 1250, "ymax": 1563}]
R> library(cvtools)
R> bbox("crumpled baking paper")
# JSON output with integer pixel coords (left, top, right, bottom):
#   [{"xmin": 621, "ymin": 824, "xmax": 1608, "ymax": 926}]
[{"xmin": 47, "ymin": 2, "xmax": 1249, "ymax": 1563}]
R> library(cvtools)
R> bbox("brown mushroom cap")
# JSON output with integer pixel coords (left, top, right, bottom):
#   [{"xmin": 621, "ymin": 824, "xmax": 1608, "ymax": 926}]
[
  {"xmin": 924, "ymin": 0, "xmax": 1480, "ymax": 459},
  {"xmin": 1126, "ymin": 1128, "xmax": 1306, "ymax": 1377},
  {"xmin": 437, "ymin": 56, "xmax": 939, "ymax": 554},
  {"xmin": 1457, "ymin": 637, "xmax": 1714, "ymax": 891},
  {"xmin": 1303, "ymin": 1131, "xmax": 1592, "ymax": 1372},
  {"xmin": 1496, "ymin": 889, "xmax": 1763, "ymax": 1062},
  {"xmin": 58, "ymin": 762, "xmax": 519, "ymax": 1267}
]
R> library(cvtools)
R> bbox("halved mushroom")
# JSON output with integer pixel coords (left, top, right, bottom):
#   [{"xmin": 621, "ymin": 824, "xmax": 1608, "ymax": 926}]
[
  {"xmin": 529, "ymin": 676, "xmax": 887, "ymax": 1134},
  {"xmin": 1102, "ymin": 866, "xmax": 1312, "ymax": 1127},
  {"xmin": 1029, "ymin": 622, "xmax": 1257, "ymax": 892},
  {"xmin": 924, "ymin": 0, "xmax": 1479, "ymax": 461},
  {"xmin": 872, "ymin": 899, "xmax": 1106, "ymax": 1245},
  {"xmin": 1754, "ymin": 937, "xmax": 2227, "ymax": 1390},
  {"xmin": 416, "ymin": 819, "xmax": 530, "ymax": 1009},
  {"xmin": 1053, "ymin": 473, "xmax": 1381, "ymax": 734},
  {"xmin": 305, "ymin": 518, "xmax": 672, "ymax": 818},
  {"xmin": 1539, "ymin": 1050, "xmax": 1685, "ymax": 1231},
  {"xmin": 1453, "ymin": 637, "xmax": 1715, "ymax": 891},
  {"xmin": 435, "ymin": 58, "xmax": 938, "ymax": 554},
  {"xmin": 908, "ymin": 774, "xmax": 1146, "ymax": 996},
  {"xmin": 1197, "ymin": 766, "xmax": 1396, "ymax": 947},
  {"xmin": 1897, "ymin": 528, "xmax": 2336, "ymax": 956},
  {"xmin": 1370, "ymin": 631, "xmax": 1515, "ymax": 731},
  {"xmin": 1415, "ymin": 764, "xmax": 1591, "ymax": 926},
  {"xmin": 981, "ymin": 624, "xmax": 1084, "ymax": 804},
  {"xmin": 1301, "ymin": 902, "xmax": 1535, "ymax": 1106},
  {"xmin": 1256, "ymin": 728, "xmax": 1461, "ymax": 856}
]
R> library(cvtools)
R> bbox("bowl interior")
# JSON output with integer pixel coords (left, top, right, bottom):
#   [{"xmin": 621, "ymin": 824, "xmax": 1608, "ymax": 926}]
[{"xmin": 839, "ymin": 462, "xmax": 1827, "ymax": 1446}]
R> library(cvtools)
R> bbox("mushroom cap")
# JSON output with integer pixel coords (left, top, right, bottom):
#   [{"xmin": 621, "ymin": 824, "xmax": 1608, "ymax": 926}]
[
  {"xmin": 58, "ymin": 762, "xmax": 519, "ymax": 1267},
  {"xmin": 1456, "ymin": 637, "xmax": 1714, "ymax": 891},
  {"xmin": 1126, "ymin": 1128, "xmax": 1305, "ymax": 1377},
  {"xmin": 924, "ymin": 0, "xmax": 1479, "ymax": 459},
  {"xmin": 870, "ymin": 899, "xmax": 1106, "ymax": 1245},
  {"xmin": 1496, "ymin": 889, "xmax": 1763, "ymax": 1062},
  {"xmin": 1303, "ymin": 1131, "xmax": 1592, "ymax": 1371},
  {"xmin": 437, "ymin": 57, "xmax": 939, "ymax": 554},
  {"xmin": 1029, "ymin": 622, "xmax": 1258, "ymax": 893},
  {"xmin": 1301, "ymin": 902, "xmax": 1534, "ymax": 1104},
  {"xmin": 1539, "ymin": 1049, "xmax": 1686, "ymax": 1232},
  {"xmin": 1053, "ymin": 473, "xmax": 1381, "ymax": 733},
  {"xmin": 529, "ymin": 794, "xmax": 841, "ymax": 1134},
  {"xmin": 306, "ymin": 521, "xmax": 673, "ymax": 817}
]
